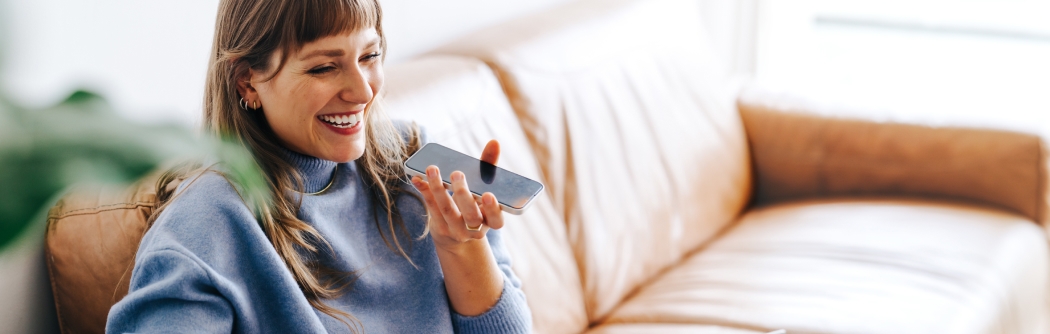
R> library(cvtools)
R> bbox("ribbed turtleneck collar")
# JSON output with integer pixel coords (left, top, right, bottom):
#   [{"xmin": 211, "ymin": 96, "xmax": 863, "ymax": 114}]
[{"xmin": 281, "ymin": 148, "xmax": 338, "ymax": 194}]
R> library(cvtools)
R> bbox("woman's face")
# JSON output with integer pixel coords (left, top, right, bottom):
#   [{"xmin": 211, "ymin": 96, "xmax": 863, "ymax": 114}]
[{"xmin": 244, "ymin": 28, "xmax": 383, "ymax": 163}]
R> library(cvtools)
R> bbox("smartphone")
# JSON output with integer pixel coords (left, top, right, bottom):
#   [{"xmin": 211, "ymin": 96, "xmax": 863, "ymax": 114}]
[{"xmin": 404, "ymin": 143, "xmax": 544, "ymax": 215}]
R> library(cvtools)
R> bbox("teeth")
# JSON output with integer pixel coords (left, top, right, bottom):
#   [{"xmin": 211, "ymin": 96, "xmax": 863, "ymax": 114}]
[{"xmin": 318, "ymin": 113, "xmax": 362, "ymax": 128}]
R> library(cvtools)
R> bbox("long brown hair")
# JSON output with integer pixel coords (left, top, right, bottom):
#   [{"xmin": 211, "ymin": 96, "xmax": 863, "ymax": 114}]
[{"xmin": 149, "ymin": 0, "xmax": 422, "ymax": 330}]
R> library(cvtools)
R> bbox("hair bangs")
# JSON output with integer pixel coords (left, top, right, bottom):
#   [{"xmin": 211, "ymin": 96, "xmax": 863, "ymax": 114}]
[{"xmin": 283, "ymin": 0, "xmax": 381, "ymax": 51}]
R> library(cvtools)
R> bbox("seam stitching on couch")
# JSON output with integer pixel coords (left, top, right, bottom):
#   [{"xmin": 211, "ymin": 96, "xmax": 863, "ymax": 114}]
[{"xmin": 50, "ymin": 201, "xmax": 155, "ymax": 220}]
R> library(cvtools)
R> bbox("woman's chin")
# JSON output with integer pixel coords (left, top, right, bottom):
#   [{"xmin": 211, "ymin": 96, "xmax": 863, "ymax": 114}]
[
  {"xmin": 325, "ymin": 143, "xmax": 366, "ymax": 163},
  {"xmin": 314, "ymin": 123, "xmax": 367, "ymax": 162}
]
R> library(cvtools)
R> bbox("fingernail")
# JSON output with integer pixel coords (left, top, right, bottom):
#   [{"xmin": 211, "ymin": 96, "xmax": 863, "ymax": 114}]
[
  {"xmin": 484, "ymin": 195, "xmax": 494, "ymax": 205},
  {"xmin": 427, "ymin": 167, "xmax": 437, "ymax": 177},
  {"xmin": 452, "ymin": 172, "xmax": 463, "ymax": 182}
]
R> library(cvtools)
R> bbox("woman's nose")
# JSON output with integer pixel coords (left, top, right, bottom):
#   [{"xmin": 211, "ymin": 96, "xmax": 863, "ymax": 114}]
[{"xmin": 339, "ymin": 66, "xmax": 373, "ymax": 105}]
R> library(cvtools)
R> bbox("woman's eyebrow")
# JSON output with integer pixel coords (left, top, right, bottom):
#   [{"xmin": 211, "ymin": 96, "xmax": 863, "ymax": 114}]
[
  {"xmin": 299, "ymin": 49, "xmax": 345, "ymax": 61},
  {"xmin": 364, "ymin": 39, "xmax": 379, "ymax": 50},
  {"xmin": 297, "ymin": 40, "xmax": 379, "ymax": 61}
]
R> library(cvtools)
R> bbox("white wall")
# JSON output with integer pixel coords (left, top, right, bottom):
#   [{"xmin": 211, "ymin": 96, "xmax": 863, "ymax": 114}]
[
  {"xmin": 2, "ymin": 0, "xmax": 754, "ymax": 127},
  {"xmin": 698, "ymin": 0, "xmax": 758, "ymax": 83},
  {"xmin": 0, "ymin": 0, "xmax": 578, "ymax": 126}
]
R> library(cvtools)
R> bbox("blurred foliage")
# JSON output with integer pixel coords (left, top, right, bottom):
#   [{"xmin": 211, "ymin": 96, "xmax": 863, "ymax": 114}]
[{"xmin": 0, "ymin": 90, "xmax": 268, "ymax": 251}]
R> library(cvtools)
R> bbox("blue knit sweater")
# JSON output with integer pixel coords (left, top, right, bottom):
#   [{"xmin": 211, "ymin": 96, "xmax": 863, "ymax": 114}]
[{"xmin": 106, "ymin": 135, "xmax": 532, "ymax": 333}]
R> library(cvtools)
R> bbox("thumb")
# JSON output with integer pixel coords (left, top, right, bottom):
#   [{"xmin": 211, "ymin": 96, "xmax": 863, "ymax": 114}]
[{"xmin": 480, "ymin": 139, "xmax": 500, "ymax": 165}]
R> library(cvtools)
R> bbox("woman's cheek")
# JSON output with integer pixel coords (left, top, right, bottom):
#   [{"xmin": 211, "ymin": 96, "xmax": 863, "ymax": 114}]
[
  {"xmin": 311, "ymin": 81, "xmax": 342, "ymax": 110},
  {"xmin": 370, "ymin": 66, "xmax": 384, "ymax": 95}
]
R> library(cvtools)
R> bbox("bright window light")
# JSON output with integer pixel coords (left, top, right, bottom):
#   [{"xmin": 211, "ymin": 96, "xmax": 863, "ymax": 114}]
[{"xmin": 756, "ymin": 0, "xmax": 1050, "ymax": 135}]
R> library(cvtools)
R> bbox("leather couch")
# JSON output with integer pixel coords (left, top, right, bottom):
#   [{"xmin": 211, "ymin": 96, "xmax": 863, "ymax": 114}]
[{"xmin": 46, "ymin": 0, "xmax": 1050, "ymax": 333}]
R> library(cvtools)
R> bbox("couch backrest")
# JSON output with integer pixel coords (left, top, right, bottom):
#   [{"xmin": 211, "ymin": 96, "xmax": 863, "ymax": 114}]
[
  {"xmin": 738, "ymin": 89, "xmax": 1050, "ymax": 227},
  {"xmin": 377, "ymin": 56, "xmax": 589, "ymax": 333},
  {"xmin": 434, "ymin": 0, "xmax": 754, "ymax": 321}
]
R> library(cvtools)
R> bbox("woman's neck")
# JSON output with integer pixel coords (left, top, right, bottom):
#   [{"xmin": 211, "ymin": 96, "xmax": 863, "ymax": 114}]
[{"xmin": 280, "ymin": 148, "xmax": 338, "ymax": 194}]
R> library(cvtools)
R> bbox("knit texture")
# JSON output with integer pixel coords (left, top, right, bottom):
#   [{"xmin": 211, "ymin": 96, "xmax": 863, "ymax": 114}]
[{"xmin": 106, "ymin": 127, "xmax": 532, "ymax": 333}]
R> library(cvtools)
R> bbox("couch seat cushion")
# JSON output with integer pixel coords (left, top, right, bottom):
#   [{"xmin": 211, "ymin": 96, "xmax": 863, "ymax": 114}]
[
  {"xmin": 586, "ymin": 323, "xmax": 765, "ymax": 334},
  {"xmin": 603, "ymin": 199, "xmax": 1049, "ymax": 334}
]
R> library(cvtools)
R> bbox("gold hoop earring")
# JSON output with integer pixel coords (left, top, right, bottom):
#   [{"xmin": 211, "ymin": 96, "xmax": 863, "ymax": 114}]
[{"xmin": 253, "ymin": 101, "xmax": 258, "ymax": 110}]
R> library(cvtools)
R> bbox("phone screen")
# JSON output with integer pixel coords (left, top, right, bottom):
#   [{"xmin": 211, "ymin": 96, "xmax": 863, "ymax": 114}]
[{"xmin": 405, "ymin": 143, "xmax": 544, "ymax": 210}]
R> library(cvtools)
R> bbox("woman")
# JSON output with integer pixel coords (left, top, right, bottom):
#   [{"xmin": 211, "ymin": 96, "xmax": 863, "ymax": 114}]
[{"xmin": 106, "ymin": 0, "xmax": 531, "ymax": 333}]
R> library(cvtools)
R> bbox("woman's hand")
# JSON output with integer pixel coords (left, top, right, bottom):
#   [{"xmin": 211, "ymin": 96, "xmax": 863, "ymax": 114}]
[
  {"xmin": 410, "ymin": 140, "xmax": 505, "ymax": 252},
  {"xmin": 410, "ymin": 140, "xmax": 507, "ymax": 316}
]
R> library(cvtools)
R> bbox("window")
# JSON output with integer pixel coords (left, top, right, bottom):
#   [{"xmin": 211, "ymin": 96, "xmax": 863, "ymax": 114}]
[{"xmin": 756, "ymin": 0, "xmax": 1050, "ymax": 134}]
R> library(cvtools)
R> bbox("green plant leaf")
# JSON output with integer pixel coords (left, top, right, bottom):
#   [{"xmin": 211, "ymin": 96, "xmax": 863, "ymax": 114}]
[{"xmin": 0, "ymin": 90, "xmax": 268, "ymax": 251}]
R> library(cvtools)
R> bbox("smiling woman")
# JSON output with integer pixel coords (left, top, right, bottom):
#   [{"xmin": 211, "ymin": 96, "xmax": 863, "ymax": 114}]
[
  {"xmin": 104, "ymin": 0, "xmax": 532, "ymax": 333},
  {"xmin": 242, "ymin": 31, "xmax": 383, "ymax": 163}
]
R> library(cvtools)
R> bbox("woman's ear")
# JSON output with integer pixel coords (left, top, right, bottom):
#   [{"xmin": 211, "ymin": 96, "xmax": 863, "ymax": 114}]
[{"xmin": 235, "ymin": 68, "xmax": 260, "ymax": 107}]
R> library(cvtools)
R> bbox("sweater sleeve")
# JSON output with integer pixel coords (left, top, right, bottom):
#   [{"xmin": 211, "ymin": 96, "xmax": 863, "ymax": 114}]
[
  {"xmin": 450, "ymin": 228, "xmax": 533, "ymax": 334},
  {"xmin": 106, "ymin": 248, "xmax": 234, "ymax": 334}
]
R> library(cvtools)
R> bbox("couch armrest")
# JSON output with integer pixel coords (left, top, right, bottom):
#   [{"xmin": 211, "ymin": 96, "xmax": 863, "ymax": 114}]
[
  {"xmin": 738, "ymin": 93, "xmax": 1049, "ymax": 225},
  {"xmin": 44, "ymin": 172, "xmax": 163, "ymax": 334}
]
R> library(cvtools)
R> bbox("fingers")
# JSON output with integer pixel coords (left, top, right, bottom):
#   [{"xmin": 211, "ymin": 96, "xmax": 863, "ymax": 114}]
[
  {"xmin": 480, "ymin": 192, "xmax": 504, "ymax": 230},
  {"xmin": 409, "ymin": 141, "xmax": 508, "ymax": 245},
  {"xmin": 411, "ymin": 176, "xmax": 452, "ymax": 236},
  {"xmin": 424, "ymin": 166, "xmax": 462, "ymax": 227},
  {"xmin": 417, "ymin": 166, "xmax": 490, "ymax": 242},
  {"xmin": 449, "ymin": 171, "xmax": 486, "ymax": 235},
  {"xmin": 481, "ymin": 140, "xmax": 500, "ymax": 165}
]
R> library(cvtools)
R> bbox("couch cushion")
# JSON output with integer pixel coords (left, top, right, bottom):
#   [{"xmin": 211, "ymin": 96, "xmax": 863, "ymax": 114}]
[
  {"xmin": 586, "ymin": 323, "xmax": 765, "ymax": 334},
  {"xmin": 434, "ymin": 0, "xmax": 752, "ymax": 321},
  {"xmin": 382, "ymin": 56, "xmax": 588, "ymax": 333},
  {"xmin": 604, "ymin": 200, "xmax": 1050, "ymax": 334}
]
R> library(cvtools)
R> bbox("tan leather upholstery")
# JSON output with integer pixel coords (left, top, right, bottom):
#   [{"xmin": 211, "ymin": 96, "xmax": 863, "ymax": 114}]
[
  {"xmin": 604, "ymin": 199, "xmax": 1050, "ymax": 334},
  {"xmin": 46, "ymin": 176, "xmax": 160, "ymax": 334},
  {"xmin": 435, "ymin": 0, "xmax": 753, "ymax": 321},
  {"xmin": 382, "ymin": 56, "xmax": 588, "ymax": 333},
  {"xmin": 586, "ymin": 323, "xmax": 764, "ymax": 334},
  {"xmin": 738, "ymin": 91, "xmax": 1050, "ymax": 226},
  {"xmin": 1044, "ymin": 144, "xmax": 1050, "ymax": 226}
]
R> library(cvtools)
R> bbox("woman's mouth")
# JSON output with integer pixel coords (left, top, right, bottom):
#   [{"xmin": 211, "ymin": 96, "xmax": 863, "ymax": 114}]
[
  {"xmin": 317, "ymin": 112, "xmax": 364, "ymax": 135},
  {"xmin": 318, "ymin": 113, "xmax": 361, "ymax": 128}
]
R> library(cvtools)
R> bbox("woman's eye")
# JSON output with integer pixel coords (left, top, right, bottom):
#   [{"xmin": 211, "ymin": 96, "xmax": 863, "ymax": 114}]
[
  {"xmin": 361, "ymin": 52, "xmax": 381, "ymax": 62},
  {"xmin": 308, "ymin": 65, "xmax": 335, "ymax": 75}
]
